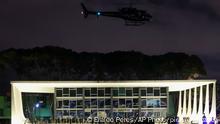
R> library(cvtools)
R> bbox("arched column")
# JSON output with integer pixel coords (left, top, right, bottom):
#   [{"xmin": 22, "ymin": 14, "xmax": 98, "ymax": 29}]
[
  {"xmin": 182, "ymin": 90, "xmax": 187, "ymax": 117},
  {"xmin": 198, "ymin": 85, "xmax": 203, "ymax": 123},
  {"xmin": 177, "ymin": 91, "xmax": 182, "ymax": 118},
  {"xmin": 204, "ymin": 84, "xmax": 209, "ymax": 118},
  {"xmin": 210, "ymin": 82, "xmax": 216, "ymax": 122},
  {"xmin": 186, "ymin": 89, "xmax": 191, "ymax": 118},
  {"xmin": 191, "ymin": 87, "xmax": 197, "ymax": 121}
]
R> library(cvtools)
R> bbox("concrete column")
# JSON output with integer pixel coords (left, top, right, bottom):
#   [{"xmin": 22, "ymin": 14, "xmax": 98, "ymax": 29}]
[
  {"xmin": 182, "ymin": 90, "xmax": 187, "ymax": 117},
  {"xmin": 177, "ymin": 91, "xmax": 182, "ymax": 117},
  {"xmin": 191, "ymin": 87, "xmax": 197, "ymax": 120},
  {"xmin": 186, "ymin": 89, "xmax": 191, "ymax": 117},
  {"xmin": 204, "ymin": 84, "xmax": 209, "ymax": 117},
  {"xmin": 210, "ymin": 82, "xmax": 216, "ymax": 121},
  {"xmin": 198, "ymin": 85, "xmax": 203, "ymax": 123}
]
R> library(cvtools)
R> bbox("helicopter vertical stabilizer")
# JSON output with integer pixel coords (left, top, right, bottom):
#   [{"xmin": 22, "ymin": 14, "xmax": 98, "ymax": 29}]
[{"xmin": 81, "ymin": 3, "xmax": 88, "ymax": 18}]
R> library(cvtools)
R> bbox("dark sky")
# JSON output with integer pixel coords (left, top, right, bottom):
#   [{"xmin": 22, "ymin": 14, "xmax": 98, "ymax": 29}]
[{"xmin": 1, "ymin": 0, "xmax": 220, "ymax": 80}]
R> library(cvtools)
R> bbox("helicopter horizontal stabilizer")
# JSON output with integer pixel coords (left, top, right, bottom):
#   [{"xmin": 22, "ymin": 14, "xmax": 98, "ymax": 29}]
[{"xmin": 81, "ymin": 3, "xmax": 88, "ymax": 18}]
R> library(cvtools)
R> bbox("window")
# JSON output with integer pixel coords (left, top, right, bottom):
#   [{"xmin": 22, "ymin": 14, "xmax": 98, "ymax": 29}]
[
  {"xmin": 105, "ymin": 88, "xmax": 111, "ymax": 96},
  {"xmin": 160, "ymin": 87, "xmax": 167, "ymax": 96},
  {"xmin": 113, "ymin": 88, "xmax": 118, "ymax": 96},
  {"xmin": 119, "ymin": 99, "xmax": 125, "ymax": 108},
  {"xmin": 98, "ymin": 99, "xmax": 104, "ymax": 108},
  {"xmin": 161, "ymin": 98, "xmax": 167, "ymax": 107},
  {"xmin": 84, "ymin": 100, "xmax": 90, "ymax": 108},
  {"xmin": 70, "ymin": 100, "xmax": 76, "ymax": 108},
  {"xmin": 141, "ymin": 90, "xmax": 146, "ymax": 96},
  {"xmin": 105, "ymin": 99, "xmax": 111, "ymax": 106},
  {"xmin": 133, "ymin": 88, "xmax": 139, "ymax": 96},
  {"xmin": 70, "ymin": 89, "xmax": 76, "ymax": 97},
  {"xmin": 77, "ymin": 88, "xmax": 83, "ymax": 96},
  {"xmin": 147, "ymin": 88, "xmax": 153, "ymax": 96},
  {"xmin": 119, "ymin": 88, "xmax": 125, "ymax": 96},
  {"xmin": 63, "ymin": 100, "xmax": 69, "ymax": 108},
  {"xmin": 126, "ymin": 99, "xmax": 132, "ymax": 108},
  {"xmin": 63, "ymin": 88, "xmax": 69, "ymax": 95},
  {"xmin": 56, "ymin": 89, "xmax": 62, "ymax": 97},
  {"xmin": 154, "ymin": 89, "xmax": 160, "ymax": 96},
  {"xmin": 85, "ymin": 89, "xmax": 90, "ymax": 97},
  {"xmin": 141, "ymin": 99, "xmax": 146, "ymax": 108},
  {"xmin": 91, "ymin": 88, "xmax": 97, "ymax": 96},
  {"xmin": 77, "ymin": 100, "xmax": 83, "ymax": 108},
  {"xmin": 91, "ymin": 99, "xmax": 97, "ymax": 107},
  {"xmin": 57, "ymin": 100, "xmax": 62, "ymax": 108},
  {"xmin": 133, "ymin": 98, "xmax": 139, "ymax": 107},
  {"xmin": 113, "ymin": 99, "xmax": 118, "ymax": 108},
  {"xmin": 126, "ymin": 90, "xmax": 132, "ymax": 96},
  {"xmin": 98, "ymin": 90, "xmax": 104, "ymax": 97}
]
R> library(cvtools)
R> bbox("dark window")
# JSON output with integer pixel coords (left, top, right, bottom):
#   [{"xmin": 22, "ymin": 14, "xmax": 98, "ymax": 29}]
[
  {"xmin": 147, "ymin": 88, "xmax": 153, "ymax": 93},
  {"xmin": 98, "ymin": 90, "xmax": 104, "ymax": 96},
  {"xmin": 141, "ymin": 90, "xmax": 146, "ymax": 96},
  {"xmin": 91, "ymin": 88, "xmax": 97, "ymax": 96},
  {"xmin": 77, "ymin": 88, "xmax": 83, "ymax": 95},
  {"xmin": 133, "ymin": 88, "xmax": 139, "ymax": 96},
  {"xmin": 57, "ymin": 101, "xmax": 62, "ymax": 108},
  {"xmin": 70, "ymin": 101, "xmax": 76, "ymax": 108},
  {"xmin": 154, "ymin": 89, "xmax": 160, "ymax": 96},
  {"xmin": 63, "ymin": 110, "xmax": 69, "ymax": 116},
  {"xmin": 119, "ymin": 88, "xmax": 125, "ymax": 96},
  {"xmin": 85, "ymin": 90, "xmax": 90, "ymax": 97},
  {"xmin": 63, "ymin": 100, "xmax": 69, "ymax": 107},
  {"xmin": 141, "ymin": 99, "xmax": 146, "ymax": 107},
  {"xmin": 113, "ymin": 89, "xmax": 118, "ymax": 96},
  {"xmin": 70, "ymin": 90, "xmax": 76, "ymax": 97},
  {"xmin": 84, "ymin": 100, "xmax": 90, "ymax": 108},
  {"xmin": 56, "ymin": 89, "xmax": 62, "ymax": 97},
  {"xmin": 133, "ymin": 98, "xmax": 139, "ymax": 106},
  {"xmin": 77, "ymin": 100, "xmax": 83, "ymax": 108},
  {"xmin": 126, "ymin": 90, "xmax": 132, "ymax": 96},
  {"xmin": 98, "ymin": 99, "xmax": 104, "ymax": 108},
  {"xmin": 105, "ymin": 99, "xmax": 111, "ymax": 106},
  {"xmin": 63, "ymin": 88, "xmax": 69, "ymax": 95},
  {"xmin": 91, "ymin": 99, "xmax": 97, "ymax": 106},
  {"xmin": 126, "ymin": 99, "xmax": 132, "ymax": 108},
  {"xmin": 160, "ymin": 88, "xmax": 167, "ymax": 93},
  {"xmin": 119, "ymin": 99, "xmax": 125, "ymax": 107},
  {"xmin": 113, "ymin": 99, "xmax": 118, "ymax": 108},
  {"xmin": 105, "ymin": 88, "xmax": 111, "ymax": 96}
]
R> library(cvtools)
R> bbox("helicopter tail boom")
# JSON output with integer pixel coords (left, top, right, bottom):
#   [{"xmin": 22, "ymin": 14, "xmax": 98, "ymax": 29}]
[{"xmin": 81, "ymin": 3, "xmax": 88, "ymax": 18}]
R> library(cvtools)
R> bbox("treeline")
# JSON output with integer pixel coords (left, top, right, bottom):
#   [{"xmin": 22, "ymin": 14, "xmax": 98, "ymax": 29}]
[{"xmin": 0, "ymin": 46, "xmax": 206, "ymax": 81}]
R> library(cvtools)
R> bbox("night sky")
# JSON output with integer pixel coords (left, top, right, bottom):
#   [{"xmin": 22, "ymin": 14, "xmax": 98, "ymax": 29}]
[{"xmin": 1, "ymin": 0, "xmax": 220, "ymax": 80}]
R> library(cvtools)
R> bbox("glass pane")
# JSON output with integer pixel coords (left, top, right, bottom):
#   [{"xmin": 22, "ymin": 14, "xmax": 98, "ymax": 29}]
[
  {"xmin": 119, "ymin": 88, "xmax": 125, "ymax": 96},
  {"xmin": 98, "ymin": 90, "xmax": 104, "ymax": 97},
  {"xmin": 126, "ymin": 90, "xmax": 132, "ymax": 96},
  {"xmin": 141, "ymin": 99, "xmax": 146, "ymax": 108},
  {"xmin": 77, "ymin": 100, "xmax": 83, "ymax": 108},
  {"xmin": 126, "ymin": 99, "xmax": 132, "ymax": 108},
  {"xmin": 70, "ymin": 100, "xmax": 76, "ymax": 108},
  {"xmin": 105, "ymin": 88, "xmax": 111, "ymax": 96},
  {"xmin": 84, "ymin": 100, "xmax": 90, "ymax": 108},
  {"xmin": 85, "ymin": 90, "xmax": 90, "ymax": 97},
  {"xmin": 91, "ymin": 88, "xmax": 97, "ymax": 96},
  {"xmin": 141, "ymin": 90, "xmax": 146, "ymax": 96},
  {"xmin": 161, "ymin": 98, "xmax": 167, "ymax": 107},
  {"xmin": 119, "ymin": 99, "xmax": 125, "ymax": 108},
  {"xmin": 98, "ymin": 99, "xmax": 104, "ymax": 108},
  {"xmin": 105, "ymin": 99, "xmax": 111, "ymax": 106},
  {"xmin": 70, "ymin": 90, "xmax": 76, "ymax": 97},
  {"xmin": 154, "ymin": 89, "xmax": 160, "ymax": 96},
  {"xmin": 113, "ymin": 89, "xmax": 118, "ymax": 96},
  {"xmin": 56, "ymin": 89, "xmax": 62, "ymax": 97},
  {"xmin": 133, "ymin": 88, "xmax": 139, "ymax": 96},
  {"xmin": 113, "ymin": 99, "xmax": 118, "ymax": 108},
  {"xmin": 77, "ymin": 88, "xmax": 83, "ymax": 95},
  {"xmin": 63, "ymin": 88, "xmax": 69, "ymax": 95},
  {"xmin": 63, "ymin": 100, "xmax": 69, "ymax": 107}
]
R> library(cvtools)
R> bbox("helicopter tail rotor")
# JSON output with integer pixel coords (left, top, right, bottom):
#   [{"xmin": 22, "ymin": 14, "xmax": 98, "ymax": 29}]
[{"xmin": 81, "ymin": 3, "xmax": 88, "ymax": 18}]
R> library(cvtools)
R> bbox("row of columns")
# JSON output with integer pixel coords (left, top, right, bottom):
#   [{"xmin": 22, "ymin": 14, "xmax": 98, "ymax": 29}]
[{"xmin": 177, "ymin": 83, "xmax": 216, "ymax": 123}]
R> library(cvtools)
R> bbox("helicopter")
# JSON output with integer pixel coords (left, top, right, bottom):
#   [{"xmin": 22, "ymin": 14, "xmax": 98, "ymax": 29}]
[{"xmin": 81, "ymin": 3, "xmax": 152, "ymax": 26}]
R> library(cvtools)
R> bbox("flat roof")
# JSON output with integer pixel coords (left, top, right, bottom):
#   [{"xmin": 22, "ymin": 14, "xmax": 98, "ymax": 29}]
[{"xmin": 11, "ymin": 80, "xmax": 216, "ymax": 92}]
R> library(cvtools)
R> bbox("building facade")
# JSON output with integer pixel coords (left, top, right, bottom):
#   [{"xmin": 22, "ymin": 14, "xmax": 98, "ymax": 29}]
[{"xmin": 11, "ymin": 80, "xmax": 216, "ymax": 124}]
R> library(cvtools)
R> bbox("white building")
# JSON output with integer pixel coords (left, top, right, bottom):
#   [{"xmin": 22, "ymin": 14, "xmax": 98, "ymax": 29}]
[{"xmin": 11, "ymin": 80, "xmax": 216, "ymax": 124}]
